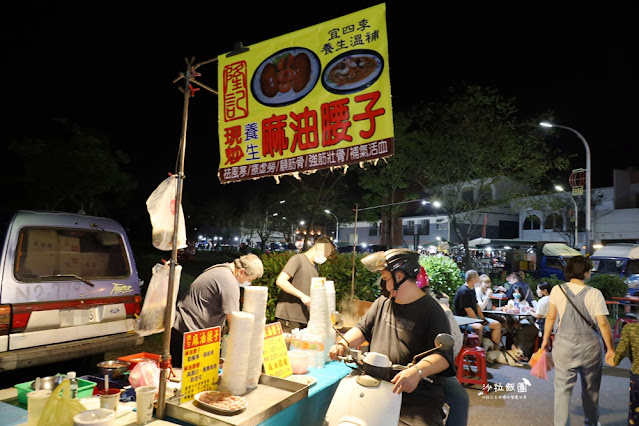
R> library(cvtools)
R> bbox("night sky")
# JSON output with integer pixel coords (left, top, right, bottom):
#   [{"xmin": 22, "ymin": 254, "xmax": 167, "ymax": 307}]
[{"xmin": 3, "ymin": 2, "xmax": 637, "ymax": 204}]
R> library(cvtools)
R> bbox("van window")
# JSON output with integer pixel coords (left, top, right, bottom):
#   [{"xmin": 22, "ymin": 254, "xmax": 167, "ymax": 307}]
[
  {"xmin": 14, "ymin": 227, "xmax": 130, "ymax": 281},
  {"xmin": 545, "ymin": 257, "xmax": 564, "ymax": 271},
  {"xmin": 592, "ymin": 259, "xmax": 624, "ymax": 274},
  {"xmin": 625, "ymin": 259, "xmax": 639, "ymax": 276}
]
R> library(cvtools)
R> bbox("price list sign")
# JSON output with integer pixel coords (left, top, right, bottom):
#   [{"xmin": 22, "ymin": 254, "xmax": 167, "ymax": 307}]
[
  {"xmin": 262, "ymin": 322, "xmax": 292, "ymax": 378},
  {"xmin": 180, "ymin": 326, "xmax": 221, "ymax": 403}
]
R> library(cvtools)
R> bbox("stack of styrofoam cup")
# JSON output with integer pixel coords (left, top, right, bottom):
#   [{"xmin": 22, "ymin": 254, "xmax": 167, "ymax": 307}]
[
  {"xmin": 219, "ymin": 311, "xmax": 255, "ymax": 395},
  {"xmin": 308, "ymin": 284, "xmax": 328, "ymax": 368},
  {"xmin": 242, "ymin": 286, "xmax": 268, "ymax": 388},
  {"xmin": 325, "ymin": 280, "xmax": 336, "ymax": 314},
  {"xmin": 325, "ymin": 280, "xmax": 337, "ymax": 361}
]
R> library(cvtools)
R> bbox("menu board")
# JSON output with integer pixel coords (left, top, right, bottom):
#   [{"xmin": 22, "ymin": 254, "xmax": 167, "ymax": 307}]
[
  {"xmin": 180, "ymin": 326, "xmax": 221, "ymax": 403},
  {"xmin": 262, "ymin": 322, "xmax": 292, "ymax": 378}
]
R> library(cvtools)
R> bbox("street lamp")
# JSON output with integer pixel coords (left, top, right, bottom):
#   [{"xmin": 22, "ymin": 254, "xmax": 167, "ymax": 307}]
[
  {"xmin": 540, "ymin": 122, "xmax": 591, "ymax": 253},
  {"xmin": 324, "ymin": 209, "xmax": 339, "ymax": 243},
  {"xmin": 555, "ymin": 185, "xmax": 579, "ymax": 250}
]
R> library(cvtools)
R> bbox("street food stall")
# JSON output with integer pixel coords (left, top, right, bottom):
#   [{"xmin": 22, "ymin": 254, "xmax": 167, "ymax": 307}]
[
  {"xmin": 1, "ymin": 4, "xmax": 394, "ymax": 425},
  {"xmin": 154, "ymin": 3, "xmax": 393, "ymax": 423}
]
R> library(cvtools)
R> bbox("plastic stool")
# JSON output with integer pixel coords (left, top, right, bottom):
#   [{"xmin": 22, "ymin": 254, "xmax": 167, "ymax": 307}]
[
  {"xmin": 465, "ymin": 332, "xmax": 480, "ymax": 348},
  {"xmin": 456, "ymin": 346, "xmax": 488, "ymax": 391},
  {"xmin": 615, "ymin": 318, "xmax": 638, "ymax": 340}
]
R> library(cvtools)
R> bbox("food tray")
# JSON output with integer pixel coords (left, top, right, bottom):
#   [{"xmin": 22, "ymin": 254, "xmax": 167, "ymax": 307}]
[
  {"xmin": 284, "ymin": 374, "xmax": 317, "ymax": 387},
  {"xmin": 15, "ymin": 378, "xmax": 96, "ymax": 406},
  {"xmin": 165, "ymin": 374, "xmax": 309, "ymax": 426},
  {"xmin": 117, "ymin": 352, "xmax": 161, "ymax": 370},
  {"xmin": 194, "ymin": 391, "xmax": 248, "ymax": 415}
]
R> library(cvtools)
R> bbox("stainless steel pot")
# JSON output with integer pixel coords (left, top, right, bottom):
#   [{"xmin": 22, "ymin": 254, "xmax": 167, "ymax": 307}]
[{"xmin": 97, "ymin": 360, "xmax": 131, "ymax": 378}]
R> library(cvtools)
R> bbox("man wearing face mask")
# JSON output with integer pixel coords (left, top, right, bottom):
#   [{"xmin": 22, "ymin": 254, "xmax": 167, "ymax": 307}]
[
  {"xmin": 170, "ymin": 253, "xmax": 264, "ymax": 367},
  {"xmin": 275, "ymin": 236, "xmax": 335, "ymax": 333},
  {"xmin": 329, "ymin": 249, "xmax": 455, "ymax": 426}
]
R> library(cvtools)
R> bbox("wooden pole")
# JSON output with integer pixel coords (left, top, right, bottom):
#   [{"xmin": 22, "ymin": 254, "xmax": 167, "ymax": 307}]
[{"xmin": 157, "ymin": 57, "xmax": 192, "ymax": 419}]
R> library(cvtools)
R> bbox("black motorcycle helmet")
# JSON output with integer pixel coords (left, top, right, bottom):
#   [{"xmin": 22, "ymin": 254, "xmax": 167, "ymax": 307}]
[{"xmin": 362, "ymin": 249, "xmax": 421, "ymax": 299}]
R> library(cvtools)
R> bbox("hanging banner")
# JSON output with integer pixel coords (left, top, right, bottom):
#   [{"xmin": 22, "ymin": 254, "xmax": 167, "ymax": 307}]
[{"xmin": 217, "ymin": 3, "xmax": 393, "ymax": 183}]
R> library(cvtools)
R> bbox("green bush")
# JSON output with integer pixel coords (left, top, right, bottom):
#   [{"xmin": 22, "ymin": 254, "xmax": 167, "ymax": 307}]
[
  {"xmin": 318, "ymin": 252, "xmax": 381, "ymax": 304},
  {"xmin": 588, "ymin": 273, "xmax": 629, "ymax": 300},
  {"xmin": 419, "ymin": 255, "xmax": 464, "ymax": 298}
]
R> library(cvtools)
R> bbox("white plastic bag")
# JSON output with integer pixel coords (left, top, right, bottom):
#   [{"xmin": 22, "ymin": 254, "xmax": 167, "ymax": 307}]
[
  {"xmin": 137, "ymin": 263, "xmax": 182, "ymax": 336},
  {"xmin": 129, "ymin": 361, "xmax": 161, "ymax": 389},
  {"xmin": 146, "ymin": 175, "xmax": 187, "ymax": 251}
]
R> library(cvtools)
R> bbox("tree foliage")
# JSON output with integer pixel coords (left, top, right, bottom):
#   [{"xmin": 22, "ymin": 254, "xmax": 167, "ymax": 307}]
[
  {"xmin": 6, "ymin": 118, "xmax": 137, "ymax": 216},
  {"xmin": 355, "ymin": 113, "xmax": 421, "ymax": 246},
  {"xmin": 277, "ymin": 169, "xmax": 351, "ymax": 250},
  {"xmin": 395, "ymin": 85, "xmax": 569, "ymax": 266}
]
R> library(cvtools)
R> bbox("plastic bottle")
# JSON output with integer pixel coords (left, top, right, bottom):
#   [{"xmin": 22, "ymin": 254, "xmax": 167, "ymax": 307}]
[{"xmin": 67, "ymin": 371, "xmax": 78, "ymax": 399}]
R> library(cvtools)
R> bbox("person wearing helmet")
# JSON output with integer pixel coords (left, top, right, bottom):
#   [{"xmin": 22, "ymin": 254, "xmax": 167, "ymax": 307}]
[{"xmin": 330, "ymin": 249, "xmax": 455, "ymax": 426}]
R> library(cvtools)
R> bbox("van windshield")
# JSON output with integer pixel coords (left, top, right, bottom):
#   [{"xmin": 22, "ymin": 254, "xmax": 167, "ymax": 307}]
[
  {"xmin": 14, "ymin": 227, "xmax": 130, "ymax": 281},
  {"xmin": 592, "ymin": 258, "xmax": 625, "ymax": 275}
]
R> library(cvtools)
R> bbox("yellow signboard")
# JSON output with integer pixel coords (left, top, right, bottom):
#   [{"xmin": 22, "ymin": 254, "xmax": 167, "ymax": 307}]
[
  {"xmin": 180, "ymin": 326, "xmax": 221, "ymax": 403},
  {"xmin": 217, "ymin": 3, "xmax": 393, "ymax": 183},
  {"xmin": 262, "ymin": 322, "xmax": 292, "ymax": 378}
]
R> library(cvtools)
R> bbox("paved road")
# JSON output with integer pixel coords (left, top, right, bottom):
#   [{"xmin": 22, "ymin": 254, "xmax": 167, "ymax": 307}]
[{"xmin": 463, "ymin": 357, "xmax": 631, "ymax": 425}]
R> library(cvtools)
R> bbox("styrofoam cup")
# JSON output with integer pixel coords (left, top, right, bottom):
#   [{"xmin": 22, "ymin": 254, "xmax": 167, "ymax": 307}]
[
  {"xmin": 98, "ymin": 389, "xmax": 121, "ymax": 411},
  {"xmin": 27, "ymin": 389, "xmax": 51, "ymax": 425},
  {"xmin": 135, "ymin": 386, "xmax": 156, "ymax": 425}
]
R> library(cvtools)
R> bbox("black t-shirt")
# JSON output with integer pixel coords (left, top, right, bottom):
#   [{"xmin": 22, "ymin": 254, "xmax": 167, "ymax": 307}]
[
  {"xmin": 356, "ymin": 294, "xmax": 455, "ymax": 377},
  {"xmin": 453, "ymin": 284, "xmax": 478, "ymax": 316}
]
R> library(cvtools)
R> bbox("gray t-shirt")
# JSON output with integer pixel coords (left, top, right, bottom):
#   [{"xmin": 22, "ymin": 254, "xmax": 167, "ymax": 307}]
[
  {"xmin": 173, "ymin": 264, "xmax": 239, "ymax": 334},
  {"xmin": 275, "ymin": 253, "xmax": 318, "ymax": 324}
]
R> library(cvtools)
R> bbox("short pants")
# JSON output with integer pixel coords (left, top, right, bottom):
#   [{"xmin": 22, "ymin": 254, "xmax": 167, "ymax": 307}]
[{"xmin": 460, "ymin": 317, "xmax": 499, "ymax": 334}]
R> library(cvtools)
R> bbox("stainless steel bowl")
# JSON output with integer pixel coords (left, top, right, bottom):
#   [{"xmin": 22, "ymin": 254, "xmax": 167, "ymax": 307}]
[
  {"xmin": 97, "ymin": 360, "xmax": 131, "ymax": 378},
  {"xmin": 30, "ymin": 375, "xmax": 65, "ymax": 391}
]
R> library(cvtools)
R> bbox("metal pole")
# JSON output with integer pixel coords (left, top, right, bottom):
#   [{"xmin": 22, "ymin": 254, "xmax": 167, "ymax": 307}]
[
  {"xmin": 543, "ymin": 123, "xmax": 592, "ymax": 254},
  {"xmin": 570, "ymin": 196, "xmax": 579, "ymax": 251},
  {"xmin": 351, "ymin": 205, "xmax": 359, "ymax": 304}
]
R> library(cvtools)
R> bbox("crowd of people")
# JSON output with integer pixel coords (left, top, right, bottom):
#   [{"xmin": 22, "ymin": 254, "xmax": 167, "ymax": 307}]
[{"xmin": 167, "ymin": 243, "xmax": 635, "ymax": 426}]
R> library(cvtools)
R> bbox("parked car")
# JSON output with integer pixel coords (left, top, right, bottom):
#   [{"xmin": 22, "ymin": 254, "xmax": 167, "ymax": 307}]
[
  {"xmin": 591, "ymin": 243, "xmax": 639, "ymax": 295},
  {"xmin": 0, "ymin": 210, "xmax": 144, "ymax": 372}
]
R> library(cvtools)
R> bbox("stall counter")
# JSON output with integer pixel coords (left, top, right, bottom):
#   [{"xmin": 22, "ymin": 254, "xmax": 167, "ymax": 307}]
[{"xmin": 1, "ymin": 361, "xmax": 351, "ymax": 426}]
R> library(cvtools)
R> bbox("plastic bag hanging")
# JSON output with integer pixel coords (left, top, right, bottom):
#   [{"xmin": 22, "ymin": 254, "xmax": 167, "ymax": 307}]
[
  {"xmin": 146, "ymin": 175, "xmax": 187, "ymax": 251},
  {"xmin": 136, "ymin": 262, "xmax": 182, "ymax": 336}
]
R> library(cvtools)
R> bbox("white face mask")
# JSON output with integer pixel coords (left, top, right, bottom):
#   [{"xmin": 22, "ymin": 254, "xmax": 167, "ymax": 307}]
[
  {"xmin": 314, "ymin": 255, "xmax": 327, "ymax": 264},
  {"xmin": 239, "ymin": 281, "xmax": 252, "ymax": 288}
]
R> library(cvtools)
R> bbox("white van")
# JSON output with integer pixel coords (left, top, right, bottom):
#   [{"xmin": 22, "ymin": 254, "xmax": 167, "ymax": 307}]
[{"xmin": 0, "ymin": 210, "xmax": 144, "ymax": 372}]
